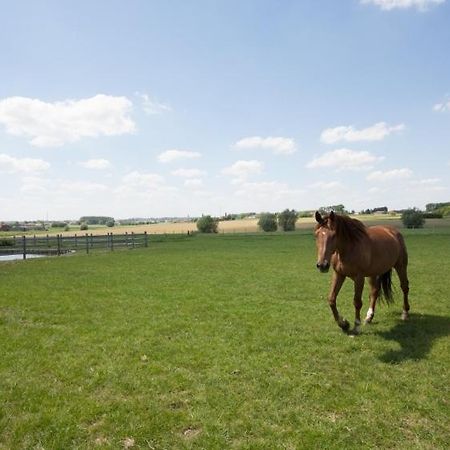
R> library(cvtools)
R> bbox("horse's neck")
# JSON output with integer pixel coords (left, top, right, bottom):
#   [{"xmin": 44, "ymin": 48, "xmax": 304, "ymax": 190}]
[{"xmin": 336, "ymin": 237, "xmax": 368, "ymax": 263}]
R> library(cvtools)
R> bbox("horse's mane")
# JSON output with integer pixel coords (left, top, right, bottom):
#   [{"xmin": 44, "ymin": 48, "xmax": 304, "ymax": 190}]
[{"xmin": 320, "ymin": 213, "xmax": 368, "ymax": 244}]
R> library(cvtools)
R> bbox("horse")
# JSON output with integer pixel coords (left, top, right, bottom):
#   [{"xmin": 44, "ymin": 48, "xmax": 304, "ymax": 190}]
[{"xmin": 314, "ymin": 211, "xmax": 410, "ymax": 334}]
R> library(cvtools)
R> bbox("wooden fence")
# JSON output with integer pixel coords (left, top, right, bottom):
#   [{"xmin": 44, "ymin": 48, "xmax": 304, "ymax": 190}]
[{"xmin": 0, "ymin": 232, "xmax": 149, "ymax": 260}]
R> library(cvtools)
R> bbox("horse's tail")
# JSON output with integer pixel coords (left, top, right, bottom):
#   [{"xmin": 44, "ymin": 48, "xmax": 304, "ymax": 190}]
[{"xmin": 379, "ymin": 269, "xmax": 394, "ymax": 305}]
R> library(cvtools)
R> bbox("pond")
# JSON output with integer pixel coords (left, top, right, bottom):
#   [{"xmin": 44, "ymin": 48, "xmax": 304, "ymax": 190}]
[{"xmin": 0, "ymin": 254, "xmax": 46, "ymax": 261}]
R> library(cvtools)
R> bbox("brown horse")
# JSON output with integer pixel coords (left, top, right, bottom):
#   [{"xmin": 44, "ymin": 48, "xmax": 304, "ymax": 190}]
[{"xmin": 314, "ymin": 211, "xmax": 410, "ymax": 334}]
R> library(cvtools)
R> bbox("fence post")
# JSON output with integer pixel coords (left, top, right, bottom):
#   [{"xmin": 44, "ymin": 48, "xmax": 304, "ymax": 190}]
[
  {"xmin": 90, "ymin": 233, "xmax": 93, "ymax": 249},
  {"xmin": 22, "ymin": 235, "xmax": 26, "ymax": 260},
  {"xmin": 144, "ymin": 231, "xmax": 148, "ymax": 248},
  {"xmin": 74, "ymin": 233, "xmax": 77, "ymax": 249},
  {"xmin": 47, "ymin": 234, "xmax": 50, "ymax": 248},
  {"xmin": 111, "ymin": 233, "xmax": 114, "ymax": 251},
  {"xmin": 132, "ymin": 232, "xmax": 135, "ymax": 249},
  {"xmin": 33, "ymin": 234, "xmax": 36, "ymax": 249},
  {"xmin": 86, "ymin": 233, "xmax": 89, "ymax": 254},
  {"xmin": 57, "ymin": 234, "xmax": 61, "ymax": 256}
]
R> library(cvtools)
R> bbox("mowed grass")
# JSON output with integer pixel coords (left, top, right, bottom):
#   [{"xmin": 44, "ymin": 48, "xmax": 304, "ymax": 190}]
[{"xmin": 0, "ymin": 230, "xmax": 449, "ymax": 449}]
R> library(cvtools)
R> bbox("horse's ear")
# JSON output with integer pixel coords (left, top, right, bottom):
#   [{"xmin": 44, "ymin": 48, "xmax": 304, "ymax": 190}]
[
  {"xmin": 329, "ymin": 211, "xmax": 336, "ymax": 221},
  {"xmin": 315, "ymin": 211, "xmax": 323, "ymax": 224}
]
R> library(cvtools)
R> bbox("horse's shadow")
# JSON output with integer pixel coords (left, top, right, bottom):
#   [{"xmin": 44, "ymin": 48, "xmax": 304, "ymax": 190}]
[{"xmin": 375, "ymin": 313, "xmax": 450, "ymax": 363}]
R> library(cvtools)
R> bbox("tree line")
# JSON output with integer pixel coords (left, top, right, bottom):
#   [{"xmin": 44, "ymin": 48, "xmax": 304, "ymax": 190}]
[{"xmin": 196, "ymin": 209, "xmax": 300, "ymax": 233}]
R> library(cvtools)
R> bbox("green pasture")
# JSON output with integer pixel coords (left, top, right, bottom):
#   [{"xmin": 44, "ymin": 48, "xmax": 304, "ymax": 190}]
[{"xmin": 0, "ymin": 229, "xmax": 449, "ymax": 449}]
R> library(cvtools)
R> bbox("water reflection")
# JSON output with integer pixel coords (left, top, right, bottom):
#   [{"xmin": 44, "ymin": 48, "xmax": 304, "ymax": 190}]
[{"xmin": 0, "ymin": 254, "xmax": 46, "ymax": 261}]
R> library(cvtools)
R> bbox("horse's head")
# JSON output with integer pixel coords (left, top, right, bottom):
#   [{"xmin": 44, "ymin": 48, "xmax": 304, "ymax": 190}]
[{"xmin": 314, "ymin": 211, "xmax": 337, "ymax": 273}]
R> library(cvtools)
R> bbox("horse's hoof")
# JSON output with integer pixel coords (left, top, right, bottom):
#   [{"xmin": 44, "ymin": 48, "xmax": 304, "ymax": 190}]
[
  {"xmin": 401, "ymin": 311, "xmax": 409, "ymax": 321},
  {"xmin": 348, "ymin": 327, "xmax": 361, "ymax": 336},
  {"xmin": 339, "ymin": 319, "xmax": 350, "ymax": 332},
  {"xmin": 364, "ymin": 316, "xmax": 373, "ymax": 325}
]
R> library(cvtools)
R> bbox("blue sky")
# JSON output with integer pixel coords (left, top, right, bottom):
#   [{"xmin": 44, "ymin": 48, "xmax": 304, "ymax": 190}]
[{"xmin": 1, "ymin": 0, "xmax": 449, "ymax": 220}]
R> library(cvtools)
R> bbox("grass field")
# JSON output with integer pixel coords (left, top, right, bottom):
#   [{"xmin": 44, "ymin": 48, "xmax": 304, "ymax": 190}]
[{"xmin": 1, "ymin": 228, "xmax": 449, "ymax": 449}]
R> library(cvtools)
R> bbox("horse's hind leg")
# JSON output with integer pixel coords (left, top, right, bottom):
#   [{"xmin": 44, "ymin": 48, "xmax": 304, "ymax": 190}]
[
  {"xmin": 365, "ymin": 276, "xmax": 379, "ymax": 324},
  {"xmin": 395, "ymin": 263, "xmax": 410, "ymax": 320}
]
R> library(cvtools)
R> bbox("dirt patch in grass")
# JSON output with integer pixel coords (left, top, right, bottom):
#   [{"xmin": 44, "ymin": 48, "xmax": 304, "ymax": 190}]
[{"xmin": 182, "ymin": 426, "xmax": 202, "ymax": 440}]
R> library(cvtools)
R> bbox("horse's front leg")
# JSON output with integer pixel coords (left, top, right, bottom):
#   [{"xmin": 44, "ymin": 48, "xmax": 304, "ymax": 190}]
[
  {"xmin": 351, "ymin": 275, "xmax": 364, "ymax": 334},
  {"xmin": 328, "ymin": 272, "xmax": 349, "ymax": 332}
]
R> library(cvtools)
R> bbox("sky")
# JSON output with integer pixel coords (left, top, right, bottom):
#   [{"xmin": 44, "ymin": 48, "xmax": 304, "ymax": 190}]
[{"xmin": 0, "ymin": 0, "xmax": 449, "ymax": 221}]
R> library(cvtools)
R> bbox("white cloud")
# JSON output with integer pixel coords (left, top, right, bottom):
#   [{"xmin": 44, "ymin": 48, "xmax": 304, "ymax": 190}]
[
  {"xmin": 417, "ymin": 177, "xmax": 441, "ymax": 185},
  {"xmin": 0, "ymin": 95, "xmax": 136, "ymax": 148},
  {"xmin": 184, "ymin": 178, "xmax": 203, "ymax": 188},
  {"xmin": 113, "ymin": 171, "xmax": 179, "ymax": 210},
  {"xmin": 361, "ymin": 0, "xmax": 445, "ymax": 11},
  {"xmin": 19, "ymin": 176, "xmax": 110, "ymax": 196},
  {"xmin": 158, "ymin": 149, "xmax": 201, "ymax": 163},
  {"xmin": 320, "ymin": 122, "xmax": 404, "ymax": 144},
  {"xmin": 307, "ymin": 148, "xmax": 383, "ymax": 171},
  {"xmin": 433, "ymin": 100, "xmax": 450, "ymax": 112},
  {"xmin": 114, "ymin": 170, "xmax": 181, "ymax": 198},
  {"xmin": 137, "ymin": 92, "xmax": 171, "ymax": 115},
  {"xmin": 308, "ymin": 181, "xmax": 344, "ymax": 190},
  {"xmin": 368, "ymin": 186, "xmax": 386, "ymax": 194},
  {"xmin": 171, "ymin": 168, "xmax": 206, "ymax": 178},
  {"xmin": 233, "ymin": 181, "xmax": 305, "ymax": 209},
  {"xmin": 20, "ymin": 176, "xmax": 50, "ymax": 193},
  {"xmin": 235, "ymin": 181, "xmax": 288, "ymax": 196},
  {"xmin": 60, "ymin": 180, "xmax": 108, "ymax": 193},
  {"xmin": 79, "ymin": 159, "xmax": 111, "ymax": 170},
  {"xmin": 121, "ymin": 171, "xmax": 165, "ymax": 188},
  {"xmin": 0, "ymin": 153, "xmax": 50, "ymax": 173},
  {"xmin": 366, "ymin": 168, "xmax": 413, "ymax": 182},
  {"xmin": 411, "ymin": 178, "xmax": 446, "ymax": 192},
  {"xmin": 234, "ymin": 136, "xmax": 297, "ymax": 155},
  {"xmin": 222, "ymin": 160, "xmax": 264, "ymax": 183}
]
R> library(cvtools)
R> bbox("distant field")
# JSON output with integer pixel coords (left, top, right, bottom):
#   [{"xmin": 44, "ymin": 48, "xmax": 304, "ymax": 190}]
[
  {"xmin": 1, "ymin": 229, "xmax": 449, "ymax": 448},
  {"xmin": 92, "ymin": 215, "xmax": 450, "ymax": 236},
  {"xmin": 28, "ymin": 215, "xmax": 450, "ymax": 237}
]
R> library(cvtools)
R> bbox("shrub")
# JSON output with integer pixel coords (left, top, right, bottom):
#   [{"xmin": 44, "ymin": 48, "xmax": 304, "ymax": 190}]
[
  {"xmin": 51, "ymin": 222, "xmax": 68, "ymax": 228},
  {"xmin": 106, "ymin": 220, "xmax": 115, "ymax": 227},
  {"xmin": 0, "ymin": 239, "xmax": 14, "ymax": 247},
  {"xmin": 401, "ymin": 208, "xmax": 425, "ymax": 229},
  {"xmin": 423, "ymin": 212, "xmax": 443, "ymax": 219},
  {"xmin": 258, "ymin": 213, "xmax": 278, "ymax": 232},
  {"xmin": 196, "ymin": 215, "xmax": 219, "ymax": 233},
  {"xmin": 64, "ymin": 225, "xmax": 70, "ymax": 232},
  {"xmin": 80, "ymin": 223, "xmax": 89, "ymax": 231},
  {"xmin": 278, "ymin": 209, "xmax": 298, "ymax": 231}
]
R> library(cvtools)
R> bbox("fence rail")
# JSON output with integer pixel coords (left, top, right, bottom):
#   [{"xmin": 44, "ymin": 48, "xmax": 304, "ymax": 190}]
[{"xmin": 0, "ymin": 232, "xmax": 149, "ymax": 260}]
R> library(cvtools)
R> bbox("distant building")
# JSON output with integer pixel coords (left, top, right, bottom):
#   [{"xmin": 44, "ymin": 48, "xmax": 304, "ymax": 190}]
[{"xmin": 0, "ymin": 223, "xmax": 11, "ymax": 232}]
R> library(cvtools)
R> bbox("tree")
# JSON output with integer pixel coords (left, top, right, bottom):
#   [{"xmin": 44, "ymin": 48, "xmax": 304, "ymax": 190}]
[
  {"xmin": 320, "ymin": 204, "xmax": 347, "ymax": 214},
  {"xmin": 278, "ymin": 209, "xmax": 298, "ymax": 231},
  {"xmin": 196, "ymin": 215, "xmax": 219, "ymax": 233},
  {"xmin": 106, "ymin": 220, "xmax": 115, "ymax": 227},
  {"xmin": 51, "ymin": 221, "xmax": 68, "ymax": 228},
  {"xmin": 80, "ymin": 222, "xmax": 89, "ymax": 231},
  {"xmin": 79, "ymin": 216, "xmax": 114, "ymax": 225},
  {"xmin": 401, "ymin": 208, "xmax": 425, "ymax": 229},
  {"xmin": 258, "ymin": 213, "xmax": 278, "ymax": 232}
]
